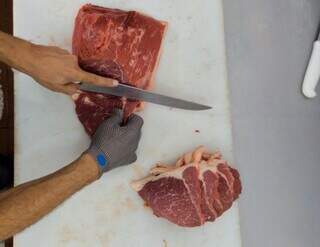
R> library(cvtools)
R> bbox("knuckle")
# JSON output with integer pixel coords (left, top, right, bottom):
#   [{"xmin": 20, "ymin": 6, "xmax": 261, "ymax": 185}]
[
  {"xmin": 71, "ymin": 55, "xmax": 78, "ymax": 63},
  {"xmin": 132, "ymin": 154, "xmax": 137, "ymax": 162},
  {"xmin": 75, "ymin": 72, "xmax": 86, "ymax": 82},
  {"xmin": 53, "ymin": 87, "xmax": 63, "ymax": 93},
  {"xmin": 138, "ymin": 117, "xmax": 144, "ymax": 126},
  {"xmin": 56, "ymin": 46, "xmax": 67, "ymax": 53},
  {"xmin": 58, "ymin": 86, "xmax": 69, "ymax": 93},
  {"xmin": 61, "ymin": 48, "xmax": 69, "ymax": 53},
  {"xmin": 73, "ymin": 63, "xmax": 81, "ymax": 71},
  {"xmin": 49, "ymin": 45, "xmax": 60, "ymax": 50},
  {"xmin": 81, "ymin": 74, "xmax": 93, "ymax": 83},
  {"xmin": 64, "ymin": 67, "xmax": 76, "ymax": 75},
  {"xmin": 93, "ymin": 75, "xmax": 103, "ymax": 84},
  {"xmin": 68, "ymin": 68, "xmax": 80, "ymax": 79},
  {"xmin": 133, "ymin": 120, "xmax": 143, "ymax": 130},
  {"xmin": 65, "ymin": 55, "xmax": 78, "ymax": 65}
]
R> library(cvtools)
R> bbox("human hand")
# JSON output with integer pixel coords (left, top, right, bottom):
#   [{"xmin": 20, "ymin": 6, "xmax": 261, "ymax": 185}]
[
  {"xmin": 87, "ymin": 110, "xmax": 143, "ymax": 174},
  {"xmin": 23, "ymin": 44, "xmax": 118, "ymax": 95}
]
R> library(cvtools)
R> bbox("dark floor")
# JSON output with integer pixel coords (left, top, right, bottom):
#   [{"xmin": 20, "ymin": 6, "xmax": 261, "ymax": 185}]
[
  {"xmin": 0, "ymin": 1, "xmax": 14, "ymax": 247},
  {"xmin": 0, "ymin": 0, "xmax": 14, "ymax": 156}
]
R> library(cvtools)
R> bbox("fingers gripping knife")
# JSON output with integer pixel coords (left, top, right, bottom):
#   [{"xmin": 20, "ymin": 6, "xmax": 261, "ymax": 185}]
[
  {"xmin": 79, "ymin": 82, "xmax": 212, "ymax": 111},
  {"xmin": 302, "ymin": 29, "xmax": 320, "ymax": 98}
]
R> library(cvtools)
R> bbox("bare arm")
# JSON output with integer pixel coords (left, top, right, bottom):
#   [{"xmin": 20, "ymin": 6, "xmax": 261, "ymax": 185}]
[
  {"xmin": 0, "ymin": 31, "xmax": 117, "ymax": 94},
  {"xmin": 0, "ymin": 176, "xmax": 47, "ymax": 201},
  {"xmin": 0, "ymin": 154, "xmax": 99, "ymax": 241},
  {"xmin": 0, "ymin": 111, "xmax": 143, "ymax": 241}
]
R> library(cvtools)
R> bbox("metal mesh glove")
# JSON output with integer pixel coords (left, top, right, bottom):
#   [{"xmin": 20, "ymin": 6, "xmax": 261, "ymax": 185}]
[{"xmin": 87, "ymin": 110, "xmax": 143, "ymax": 174}]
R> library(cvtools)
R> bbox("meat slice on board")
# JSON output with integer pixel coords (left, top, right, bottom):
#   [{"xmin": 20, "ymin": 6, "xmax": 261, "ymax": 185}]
[
  {"xmin": 72, "ymin": 4, "xmax": 167, "ymax": 135},
  {"xmin": 131, "ymin": 146, "xmax": 242, "ymax": 227}
]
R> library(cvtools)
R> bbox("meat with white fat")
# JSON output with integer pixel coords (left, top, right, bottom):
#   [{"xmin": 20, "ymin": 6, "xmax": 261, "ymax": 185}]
[{"xmin": 131, "ymin": 146, "xmax": 242, "ymax": 227}]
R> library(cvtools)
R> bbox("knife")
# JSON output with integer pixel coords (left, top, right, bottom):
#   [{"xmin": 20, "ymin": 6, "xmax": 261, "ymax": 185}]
[
  {"xmin": 79, "ymin": 82, "xmax": 212, "ymax": 111},
  {"xmin": 302, "ymin": 27, "xmax": 320, "ymax": 98}
]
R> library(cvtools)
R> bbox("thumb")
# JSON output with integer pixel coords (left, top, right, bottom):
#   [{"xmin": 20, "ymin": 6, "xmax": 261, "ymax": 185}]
[
  {"xmin": 104, "ymin": 109, "xmax": 123, "ymax": 126},
  {"xmin": 76, "ymin": 69, "xmax": 118, "ymax": 87},
  {"xmin": 61, "ymin": 83, "xmax": 79, "ymax": 95},
  {"xmin": 126, "ymin": 153, "xmax": 138, "ymax": 164},
  {"xmin": 126, "ymin": 114, "xmax": 144, "ymax": 130}
]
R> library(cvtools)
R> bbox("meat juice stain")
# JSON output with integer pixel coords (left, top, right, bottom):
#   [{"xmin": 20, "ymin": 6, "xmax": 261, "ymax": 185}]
[
  {"xmin": 98, "ymin": 233, "xmax": 110, "ymax": 246},
  {"xmin": 163, "ymin": 239, "xmax": 168, "ymax": 247},
  {"xmin": 59, "ymin": 225, "xmax": 79, "ymax": 244},
  {"xmin": 132, "ymin": 164, "xmax": 145, "ymax": 179},
  {"xmin": 124, "ymin": 197, "xmax": 137, "ymax": 211},
  {"xmin": 114, "ymin": 184, "xmax": 125, "ymax": 193}
]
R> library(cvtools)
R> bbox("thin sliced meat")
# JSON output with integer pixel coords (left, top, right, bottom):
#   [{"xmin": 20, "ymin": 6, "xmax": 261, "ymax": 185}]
[{"xmin": 132, "ymin": 146, "xmax": 242, "ymax": 227}]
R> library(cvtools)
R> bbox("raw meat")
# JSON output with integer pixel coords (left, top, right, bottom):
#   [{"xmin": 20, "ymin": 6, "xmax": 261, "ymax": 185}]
[
  {"xmin": 131, "ymin": 146, "xmax": 242, "ymax": 227},
  {"xmin": 72, "ymin": 4, "xmax": 167, "ymax": 135}
]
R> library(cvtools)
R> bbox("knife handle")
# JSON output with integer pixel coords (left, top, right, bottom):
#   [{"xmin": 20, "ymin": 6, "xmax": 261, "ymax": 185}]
[{"xmin": 302, "ymin": 40, "xmax": 320, "ymax": 98}]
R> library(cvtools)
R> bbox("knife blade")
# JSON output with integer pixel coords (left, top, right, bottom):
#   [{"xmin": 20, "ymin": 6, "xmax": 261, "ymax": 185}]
[{"xmin": 79, "ymin": 82, "xmax": 212, "ymax": 111}]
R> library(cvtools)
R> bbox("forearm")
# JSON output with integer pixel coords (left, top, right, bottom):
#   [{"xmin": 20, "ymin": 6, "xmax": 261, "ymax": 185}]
[
  {"xmin": 0, "ymin": 154, "xmax": 99, "ymax": 240},
  {"xmin": 0, "ymin": 177, "xmax": 45, "ymax": 201},
  {"xmin": 0, "ymin": 31, "xmax": 32, "ymax": 73}
]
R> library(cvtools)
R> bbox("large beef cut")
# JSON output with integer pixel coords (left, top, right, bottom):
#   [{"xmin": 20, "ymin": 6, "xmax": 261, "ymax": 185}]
[
  {"xmin": 131, "ymin": 146, "xmax": 242, "ymax": 227},
  {"xmin": 72, "ymin": 4, "xmax": 167, "ymax": 135}
]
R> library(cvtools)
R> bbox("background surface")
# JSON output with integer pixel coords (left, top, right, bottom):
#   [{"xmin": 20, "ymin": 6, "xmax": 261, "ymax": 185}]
[
  {"xmin": 223, "ymin": 0, "xmax": 320, "ymax": 246},
  {"xmin": 3, "ymin": 0, "xmax": 320, "ymax": 246}
]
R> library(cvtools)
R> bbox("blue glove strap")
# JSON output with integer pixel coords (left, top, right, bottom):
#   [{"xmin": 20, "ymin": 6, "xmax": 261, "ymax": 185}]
[
  {"xmin": 96, "ymin": 153, "xmax": 107, "ymax": 168},
  {"xmin": 86, "ymin": 146, "xmax": 110, "ymax": 174}
]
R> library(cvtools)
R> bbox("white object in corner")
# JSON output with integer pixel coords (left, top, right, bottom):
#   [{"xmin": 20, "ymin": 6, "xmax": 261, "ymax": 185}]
[{"xmin": 302, "ymin": 40, "xmax": 320, "ymax": 98}]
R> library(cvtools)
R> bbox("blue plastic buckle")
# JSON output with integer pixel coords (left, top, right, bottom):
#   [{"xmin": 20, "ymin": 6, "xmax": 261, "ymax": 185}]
[{"xmin": 96, "ymin": 153, "xmax": 107, "ymax": 168}]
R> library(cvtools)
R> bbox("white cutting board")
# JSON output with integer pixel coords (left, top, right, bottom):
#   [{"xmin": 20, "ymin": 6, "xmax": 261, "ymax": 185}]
[{"xmin": 14, "ymin": 0, "xmax": 241, "ymax": 246}]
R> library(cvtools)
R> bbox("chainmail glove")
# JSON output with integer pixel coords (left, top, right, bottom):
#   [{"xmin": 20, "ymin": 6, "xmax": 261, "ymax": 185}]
[{"xmin": 87, "ymin": 110, "xmax": 143, "ymax": 174}]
